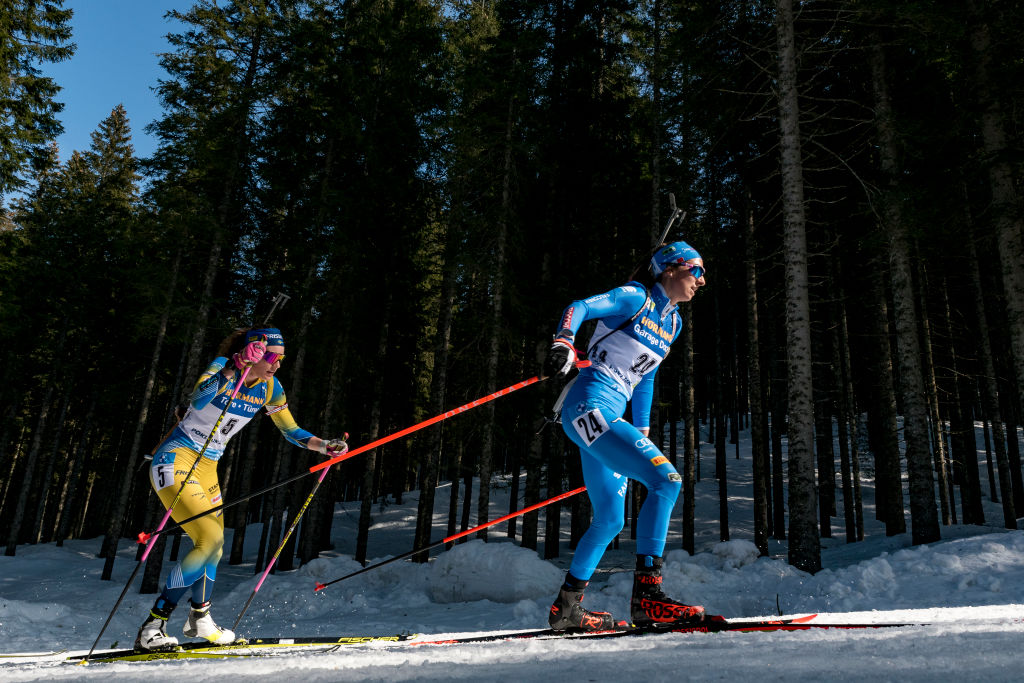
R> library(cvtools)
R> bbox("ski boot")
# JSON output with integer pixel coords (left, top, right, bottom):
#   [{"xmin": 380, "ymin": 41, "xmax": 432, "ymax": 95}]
[
  {"xmin": 183, "ymin": 600, "xmax": 238, "ymax": 644},
  {"xmin": 135, "ymin": 598, "xmax": 180, "ymax": 652},
  {"xmin": 631, "ymin": 555, "xmax": 705, "ymax": 628},
  {"xmin": 549, "ymin": 574, "xmax": 627, "ymax": 632}
]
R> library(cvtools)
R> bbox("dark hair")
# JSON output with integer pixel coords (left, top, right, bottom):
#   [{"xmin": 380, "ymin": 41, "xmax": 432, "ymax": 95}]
[
  {"xmin": 636, "ymin": 242, "xmax": 671, "ymax": 289},
  {"xmin": 217, "ymin": 327, "xmax": 257, "ymax": 358}
]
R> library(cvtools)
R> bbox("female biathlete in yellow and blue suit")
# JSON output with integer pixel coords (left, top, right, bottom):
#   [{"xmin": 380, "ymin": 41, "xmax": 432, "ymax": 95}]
[
  {"xmin": 542, "ymin": 241, "xmax": 708, "ymax": 632},
  {"xmin": 136, "ymin": 327, "xmax": 348, "ymax": 652}
]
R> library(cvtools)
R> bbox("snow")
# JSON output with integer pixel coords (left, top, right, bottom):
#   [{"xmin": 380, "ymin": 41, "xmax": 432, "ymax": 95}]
[{"xmin": 3, "ymin": 421, "xmax": 1024, "ymax": 681}]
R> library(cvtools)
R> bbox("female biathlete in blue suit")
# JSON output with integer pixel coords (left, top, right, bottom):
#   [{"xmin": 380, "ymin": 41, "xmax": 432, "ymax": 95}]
[
  {"xmin": 135, "ymin": 327, "xmax": 348, "ymax": 651},
  {"xmin": 543, "ymin": 241, "xmax": 707, "ymax": 632}
]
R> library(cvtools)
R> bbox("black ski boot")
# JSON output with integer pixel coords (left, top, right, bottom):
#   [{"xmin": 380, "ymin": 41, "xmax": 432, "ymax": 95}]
[
  {"xmin": 548, "ymin": 574, "xmax": 626, "ymax": 632},
  {"xmin": 631, "ymin": 555, "xmax": 705, "ymax": 627},
  {"xmin": 135, "ymin": 598, "xmax": 180, "ymax": 652}
]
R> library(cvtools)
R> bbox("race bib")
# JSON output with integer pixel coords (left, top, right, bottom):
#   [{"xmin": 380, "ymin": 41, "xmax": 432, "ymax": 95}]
[
  {"xmin": 572, "ymin": 409, "xmax": 610, "ymax": 446},
  {"xmin": 152, "ymin": 463, "xmax": 176, "ymax": 491}
]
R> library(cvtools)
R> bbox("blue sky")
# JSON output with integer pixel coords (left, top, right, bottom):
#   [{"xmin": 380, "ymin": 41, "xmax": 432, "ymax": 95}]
[{"xmin": 45, "ymin": 0, "xmax": 196, "ymax": 162}]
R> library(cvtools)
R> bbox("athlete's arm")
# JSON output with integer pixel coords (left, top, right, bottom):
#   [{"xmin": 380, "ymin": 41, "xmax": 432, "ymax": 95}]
[
  {"xmin": 631, "ymin": 371, "xmax": 657, "ymax": 430},
  {"xmin": 555, "ymin": 285, "xmax": 649, "ymax": 336},
  {"xmin": 630, "ymin": 310, "xmax": 683, "ymax": 430},
  {"xmin": 190, "ymin": 357, "xmax": 232, "ymax": 410},
  {"xmin": 264, "ymin": 378, "xmax": 316, "ymax": 448}
]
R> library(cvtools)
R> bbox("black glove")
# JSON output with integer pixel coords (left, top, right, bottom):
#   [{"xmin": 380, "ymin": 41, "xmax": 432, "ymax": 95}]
[{"xmin": 543, "ymin": 333, "xmax": 576, "ymax": 378}]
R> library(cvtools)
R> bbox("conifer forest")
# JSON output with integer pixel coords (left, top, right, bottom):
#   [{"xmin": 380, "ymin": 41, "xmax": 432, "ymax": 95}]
[{"xmin": 3, "ymin": 0, "xmax": 1024, "ymax": 590}]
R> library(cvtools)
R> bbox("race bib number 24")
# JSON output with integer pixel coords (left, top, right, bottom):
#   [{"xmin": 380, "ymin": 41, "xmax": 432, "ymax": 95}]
[{"xmin": 572, "ymin": 409, "xmax": 610, "ymax": 446}]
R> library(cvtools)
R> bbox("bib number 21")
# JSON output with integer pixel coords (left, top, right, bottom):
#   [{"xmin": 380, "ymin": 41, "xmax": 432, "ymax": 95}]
[{"xmin": 573, "ymin": 409, "xmax": 610, "ymax": 446}]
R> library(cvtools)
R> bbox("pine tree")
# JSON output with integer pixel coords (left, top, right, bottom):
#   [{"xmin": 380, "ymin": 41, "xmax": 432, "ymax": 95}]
[
  {"xmin": 0, "ymin": 0, "xmax": 74, "ymax": 200},
  {"xmin": 775, "ymin": 0, "xmax": 820, "ymax": 574}
]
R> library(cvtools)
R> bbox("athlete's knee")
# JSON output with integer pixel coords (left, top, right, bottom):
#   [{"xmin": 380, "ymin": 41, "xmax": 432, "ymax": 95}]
[
  {"xmin": 586, "ymin": 520, "xmax": 624, "ymax": 547},
  {"xmin": 648, "ymin": 470, "xmax": 682, "ymax": 503},
  {"xmin": 587, "ymin": 508, "xmax": 626, "ymax": 543}
]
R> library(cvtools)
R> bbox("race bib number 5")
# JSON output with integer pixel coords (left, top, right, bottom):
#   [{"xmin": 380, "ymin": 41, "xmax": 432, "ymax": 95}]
[
  {"xmin": 572, "ymin": 409, "xmax": 610, "ymax": 446},
  {"xmin": 152, "ymin": 463, "xmax": 176, "ymax": 491}
]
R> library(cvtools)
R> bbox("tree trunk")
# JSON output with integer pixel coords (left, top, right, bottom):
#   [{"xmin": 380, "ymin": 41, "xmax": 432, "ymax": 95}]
[
  {"xmin": 964, "ymin": 231, "xmax": 1016, "ymax": 528},
  {"xmin": 775, "ymin": 0, "xmax": 820, "ymax": 573},
  {"xmin": 414, "ymin": 237, "xmax": 455, "ymax": 561},
  {"xmin": 868, "ymin": 40, "xmax": 939, "ymax": 545},
  {"xmin": 543, "ymin": 434, "xmax": 565, "ymax": 560},
  {"xmin": 315, "ymin": 293, "xmax": 354, "ymax": 557},
  {"xmin": 460, "ymin": 460, "xmax": 473, "ymax": 539},
  {"xmin": 521, "ymin": 406, "xmax": 546, "ymax": 551},
  {"xmin": 273, "ymin": 259, "xmax": 318, "ymax": 573},
  {"xmin": 32, "ymin": 382, "xmax": 72, "ymax": 544},
  {"xmin": 681, "ymin": 305, "xmax": 696, "ymax": 555},
  {"xmin": 356, "ymin": 301, "xmax": 391, "ymax": 565},
  {"xmin": 770, "ymin": 323, "xmax": 787, "ymax": 540},
  {"xmin": 229, "ymin": 427, "xmax": 259, "ymax": 564},
  {"xmin": 0, "ymin": 405, "xmax": 17, "ymax": 514},
  {"xmin": 55, "ymin": 394, "xmax": 97, "ymax": 546},
  {"xmin": 446, "ymin": 441, "xmax": 462, "ymax": 549},
  {"xmin": 259, "ymin": 438, "xmax": 291, "ymax": 573},
  {"xmin": 915, "ymin": 260, "xmax": 952, "ymax": 526},
  {"xmin": 864, "ymin": 273, "xmax": 906, "ymax": 534},
  {"xmin": 967, "ymin": 0, "xmax": 1024, "ymax": 420},
  {"xmin": 476, "ymin": 93, "xmax": 514, "ymax": 542},
  {"xmin": 944, "ymin": 289, "xmax": 984, "ymax": 525},
  {"xmin": 1001, "ymin": 382, "xmax": 1024, "ymax": 514},
  {"xmin": 5, "ymin": 373, "xmax": 56, "ymax": 556},
  {"xmin": 813, "ymin": 322, "xmax": 835, "ymax": 539},
  {"xmin": 140, "ymin": 497, "xmax": 168, "ymax": 594},
  {"xmin": 713, "ymin": 290, "xmax": 728, "ymax": 542},
  {"xmin": 833, "ymin": 288, "xmax": 857, "ymax": 543},
  {"xmin": 101, "ymin": 251, "xmax": 180, "ymax": 578},
  {"xmin": 746, "ymin": 201, "xmax": 768, "ymax": 556},
  {"xmin": 182, "ymin": 23, "xmax": 264, "ymax": 387}
]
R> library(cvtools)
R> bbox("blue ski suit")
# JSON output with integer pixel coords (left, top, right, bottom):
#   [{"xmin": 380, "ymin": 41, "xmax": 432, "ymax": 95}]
[{"xmin": 556, "ymin": 281, "xmax": 683, "ymax": 581}]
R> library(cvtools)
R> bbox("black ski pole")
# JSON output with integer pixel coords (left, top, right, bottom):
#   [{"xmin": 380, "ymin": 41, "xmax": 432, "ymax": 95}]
[
  {"xmin": 262, "ymin": 292, "xmax": 290, "ymax": 325},
  {"xmin": 626, "ymin": 192, "xmax": 686, "ymax": 281}
]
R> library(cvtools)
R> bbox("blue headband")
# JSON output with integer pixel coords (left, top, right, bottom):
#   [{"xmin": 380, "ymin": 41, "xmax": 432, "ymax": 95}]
[
  {"xmin": 650, "ymin": 241, "xmax": 702, "ymax": 276},
  {"xmin": 246, "ymin": 327, "xmax": 284, "ymax": 347}
]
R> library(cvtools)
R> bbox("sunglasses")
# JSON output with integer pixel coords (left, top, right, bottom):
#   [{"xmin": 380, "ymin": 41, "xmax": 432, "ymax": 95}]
[
  {"xmin": 263, "ymin": 352, "xmax": 285, "ymax": 364},
  {"xmin": 671, "ymin": 262, "xmax": 705, "ymax": 279}
]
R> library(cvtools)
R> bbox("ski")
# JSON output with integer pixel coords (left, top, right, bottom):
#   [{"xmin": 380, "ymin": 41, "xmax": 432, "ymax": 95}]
[
  {"xmin": 407, "ymin": 614, "xmax": 821, "ymax": 646},
  {"xmin": 4, "ymin": 615, "xmax": 930, "ymax": 665},
  {"xmin": 63, "ymin": 633, "xmax": 419, "ymax": 663},
  {"xmin": 0, "ymin": 649, "xmax": 69, "ymax": 658},
  {"xmin": 404, "ymin": 613, "xmax": 930, "ymax": 647}
]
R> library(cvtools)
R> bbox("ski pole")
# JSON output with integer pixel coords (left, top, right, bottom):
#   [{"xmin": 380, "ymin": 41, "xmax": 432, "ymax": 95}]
[
  {"xmin": 84, "ymin": 360, "xmax": 258, "ymax": 662},
  {"xmin": 263, "ymin": 291, "xmax": 290, "ymax": 325},
  {"xmin": 136, "ymin": 359, "xmax": 591, "ymax": 543},
  {"xmin": 627, "ymin": 192, "xmax": 686, "ymax": 281},
  {"xmin": 309, "ymin": 359, "xmax": 592, "ymax": 474},
  {"xmin": 313, "ymin": 486, "xmax": 587, "ymax": 592},
  {"xmin": 232, "ymin": 431, "xmax": 345, "ymax": 631}
]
